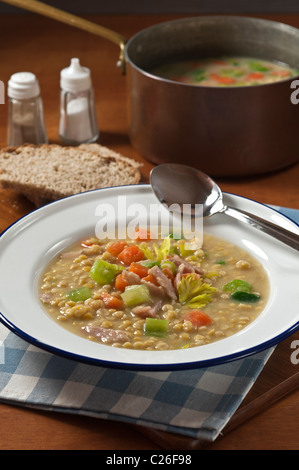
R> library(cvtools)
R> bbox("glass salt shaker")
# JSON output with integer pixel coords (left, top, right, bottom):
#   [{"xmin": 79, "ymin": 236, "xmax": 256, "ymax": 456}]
[
  {"xmin": 59, "ymin": 58, "xmax": 99, "ymax": 145},
  {"xmin": 7, "ymin": 72, "xmax": 48, "ymax": 146}
]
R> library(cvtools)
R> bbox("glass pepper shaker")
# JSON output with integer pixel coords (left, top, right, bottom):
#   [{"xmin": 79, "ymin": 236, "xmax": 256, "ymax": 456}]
[
  {"xmin": 59, "ymin": 58, "xmax": 99, "ymax": 145},
  {"xmin": 7, "ymin": 72, "xmax": 48, "ymax": 146}
]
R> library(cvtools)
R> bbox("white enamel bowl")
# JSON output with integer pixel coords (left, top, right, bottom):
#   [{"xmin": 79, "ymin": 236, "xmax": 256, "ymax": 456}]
[{"xmin": 0, "ymin": 185, "xmax": 298, "ymax": 370}]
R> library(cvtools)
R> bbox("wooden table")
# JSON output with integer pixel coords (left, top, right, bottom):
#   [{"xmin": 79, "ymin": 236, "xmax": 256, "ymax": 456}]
[{"xmin": 0, "ymin": 12, "xmax": 298, "ymax": 450}]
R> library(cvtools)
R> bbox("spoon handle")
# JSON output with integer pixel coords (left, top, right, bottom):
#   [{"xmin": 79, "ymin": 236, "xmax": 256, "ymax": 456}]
[{"xmin": 223, "ymin": 206, "xmax": 299, "ymax": 251}]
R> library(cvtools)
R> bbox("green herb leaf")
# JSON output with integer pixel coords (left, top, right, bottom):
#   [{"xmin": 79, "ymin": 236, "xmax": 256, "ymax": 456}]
[
  {"xmin": 223, "ymin": 279, "xmax": 252, "ymax": 293},
  {"xmin": 248, "ymin": 61, "xmax": 269, "ymax": 72},
  {"xmin": 139, "ymin": 236, "xmax": 174, "ymax": 262},
  {"xmin": 231, "ymin": 291, "xmax": 260, "ymax": 303},
  {"xmin": 138, "ymin": 243, "xmax": 156, "ymax": 260},
  {"xmin": 178, "ymin": 273, "xmax": 217, "ymax": 309}
]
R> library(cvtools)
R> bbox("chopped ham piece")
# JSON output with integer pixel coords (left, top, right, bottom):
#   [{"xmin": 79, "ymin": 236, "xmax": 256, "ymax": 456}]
[
  {"xmin": 132, "ymin": 300, "xmax": 163, "ymax": 318},
  {"xmin": 174, "ymin": 262, "xmax": 203, "ymax": 291},
  {"xmin": 82, "ymin": 325, "xmax": 131, "ymax": 343},
  {"xmin": 141, "ymin": 279, "xmax": 166, "ymax": 296},
  {"xmin": 169, "ymin": 254, "xmax": 204, "ymax": 275},
  {"xmin": 122, "ymin": 270, "xmax": 141, "ymax": 285},
  {"xmin": 148, "ymin": 265, "xmax": 177, "ymax": 300}
]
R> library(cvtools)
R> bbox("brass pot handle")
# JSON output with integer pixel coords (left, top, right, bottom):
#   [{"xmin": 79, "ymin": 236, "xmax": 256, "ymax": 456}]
[{"xmin": 1, "ymin": 0, "xmax": 127, "ymax": 73}]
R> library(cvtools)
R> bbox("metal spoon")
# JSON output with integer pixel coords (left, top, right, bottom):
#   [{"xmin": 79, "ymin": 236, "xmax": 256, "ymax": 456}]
[{"xmin": 150, "ymin": 163, "xmax": 299, "ymax": 251}]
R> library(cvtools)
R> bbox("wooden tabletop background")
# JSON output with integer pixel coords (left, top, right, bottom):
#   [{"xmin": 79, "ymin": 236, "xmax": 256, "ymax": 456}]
[{"xmin": 0, "ymin": 12, "xmax": 298, "ymax": 450}]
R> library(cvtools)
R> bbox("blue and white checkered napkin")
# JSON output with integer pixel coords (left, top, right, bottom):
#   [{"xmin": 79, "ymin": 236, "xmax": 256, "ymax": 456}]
[{"xmin": 0, "ymin": 207, "xmax": 297, "ymax": 442}]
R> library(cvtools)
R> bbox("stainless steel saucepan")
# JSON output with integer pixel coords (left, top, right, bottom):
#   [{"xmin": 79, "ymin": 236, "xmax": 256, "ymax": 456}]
[{"xmin": 3, "ymin": 0, "xmax": 299, "ymax": 177}]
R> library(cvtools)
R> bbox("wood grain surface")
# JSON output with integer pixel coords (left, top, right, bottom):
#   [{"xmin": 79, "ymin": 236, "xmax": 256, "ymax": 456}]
[{"xmin": 0, "ymin": 12, "xmax": 298, "ymax": 450}]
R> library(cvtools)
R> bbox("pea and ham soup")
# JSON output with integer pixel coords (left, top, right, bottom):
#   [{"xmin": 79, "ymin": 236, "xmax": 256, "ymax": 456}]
[
  {"xmin": 40, "ymin": 231, "xmax": 269, "ymax": 351},
  {"xmin": 151, "ymin": 56, "xmax": 298, "ymax": 87}
]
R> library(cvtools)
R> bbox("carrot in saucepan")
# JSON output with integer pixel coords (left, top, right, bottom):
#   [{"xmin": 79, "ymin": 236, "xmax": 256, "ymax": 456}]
[
  {"xmin": 271, "ymin": 69, "xmax": 291, "ymax": 77},
  {"xmin": 246, "ymin": 72, "xmax": 264, "ymax": 80},
  {"xmin": 210, "ymin": 74, "xmax": 236, "ymax": 84}
]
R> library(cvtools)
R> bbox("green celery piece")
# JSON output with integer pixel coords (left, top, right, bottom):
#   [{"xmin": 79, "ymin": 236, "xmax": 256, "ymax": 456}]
[
  {"xmin": 144, "ymin": 318, "xmax": 169, "ymax": 338},
  {"xmin": 191, "ymin": 68, "xmax": 205, "ymax": 75},
  {"xmin": 121, "ymin": 284, "xmax": 150, "ymax": 307},
  {"xmin": 191, "ymin": 69, "xmax": 206, "ymax": 82},
  {"xmin": 67, "ymin": 286, "xmax": 92, "ymax": 302},
  {"xmin": 89, "ymin": 259, "xmax": 124, "ymax": 285},
  {"xmin": 227, "ymin": 58, "xmax": 240, "ymax": 66},
  {"xmin": 232, "ymin": 70, "xmax": 245, "ymax": 77},
  {"xmin": 232, "ymin": 291, "xmax": 260, "ymax": 303},
  {"xmin": 223, "ymin": 279, "xmax": 252, "ymax": 293},
  {"xmin": 160, "ymin": 260, "xmax": 177, "ymax": 274},
  {"xmin": 216, "ymin": 259, "xmax": 226, "ymax": 265},
  {"xmin": 194, "ymin": 75, "xmax": 206, "ymax": 82},
  {"xmin": 248, "ymin": 61, "xmax": 269, "ymax": 72},
  {"xmin": 178, "ymin": 273, "xmax": 217, "ymax": 308},
  {"xmin": 139, "ymin": 260, "xmax": 160, "ymax": 268},
  {"xmin": 221, "ymin": 68, "xmax": 244, "ymax": 77},
  {"xmin": 179, "ymin": 242, "xmax": 195, "ymax": 257}
]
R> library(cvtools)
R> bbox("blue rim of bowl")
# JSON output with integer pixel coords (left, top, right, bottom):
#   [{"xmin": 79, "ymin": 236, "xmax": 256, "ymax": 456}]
[{"xmin": 0, "ymin": 184, "xmax": 299, "ymax": 371}]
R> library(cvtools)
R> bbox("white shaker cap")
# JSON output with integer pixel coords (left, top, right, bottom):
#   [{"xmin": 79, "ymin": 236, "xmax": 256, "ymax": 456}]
[
  {"xmin": 60, "ymin": 58, "xmax": 92, "ymax": 93},
  {"xmin": 8, "ymin": 72, "xmax": 40, "ymax": 100}
]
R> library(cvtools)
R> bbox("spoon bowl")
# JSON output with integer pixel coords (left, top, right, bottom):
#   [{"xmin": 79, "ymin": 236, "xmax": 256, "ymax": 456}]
[{"xmin": 150, "ymin": 163, "xmax": 299, "ymax": 251}]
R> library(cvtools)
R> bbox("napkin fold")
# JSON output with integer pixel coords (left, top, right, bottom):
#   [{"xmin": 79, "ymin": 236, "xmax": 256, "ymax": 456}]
[{"xmin": 0, "ymin": 206, "xmax": 298, "ymax": 442}]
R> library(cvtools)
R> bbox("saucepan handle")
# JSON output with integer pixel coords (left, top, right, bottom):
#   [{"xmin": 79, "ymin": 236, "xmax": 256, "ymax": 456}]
[{"xmin": 1, "ymin": 0, "xmax": 127, "ymax": 73}]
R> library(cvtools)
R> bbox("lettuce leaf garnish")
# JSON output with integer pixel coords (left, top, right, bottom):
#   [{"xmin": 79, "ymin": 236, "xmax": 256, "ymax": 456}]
[{"xmin": 178, "ymin": 273, "xmax": 217, "ymax": 309}]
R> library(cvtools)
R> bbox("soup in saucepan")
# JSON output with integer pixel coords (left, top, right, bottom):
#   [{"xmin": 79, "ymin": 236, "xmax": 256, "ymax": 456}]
[
  {"xmin": 151, "ymin": 56, "xmax": 298, "ymax": 86},
  {"xmin": 40, "ymin": 231, "xmax": 269, "ymax": 351}
]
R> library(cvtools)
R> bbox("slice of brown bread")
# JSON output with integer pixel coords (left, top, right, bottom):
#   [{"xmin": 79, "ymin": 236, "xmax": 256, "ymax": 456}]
[{"xmin": 0, "ymin": 143, "xmax": 141, "ymax": 206}]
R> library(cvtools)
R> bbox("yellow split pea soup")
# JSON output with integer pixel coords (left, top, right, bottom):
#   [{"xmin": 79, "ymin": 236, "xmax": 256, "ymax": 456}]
[
  {"xmin": 39, "ymin": 231, "xmax": 269, "ymax": 351},
  {"xmin": 151, "ymin": 56, "xmax": 298, "ymax": 87}
]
